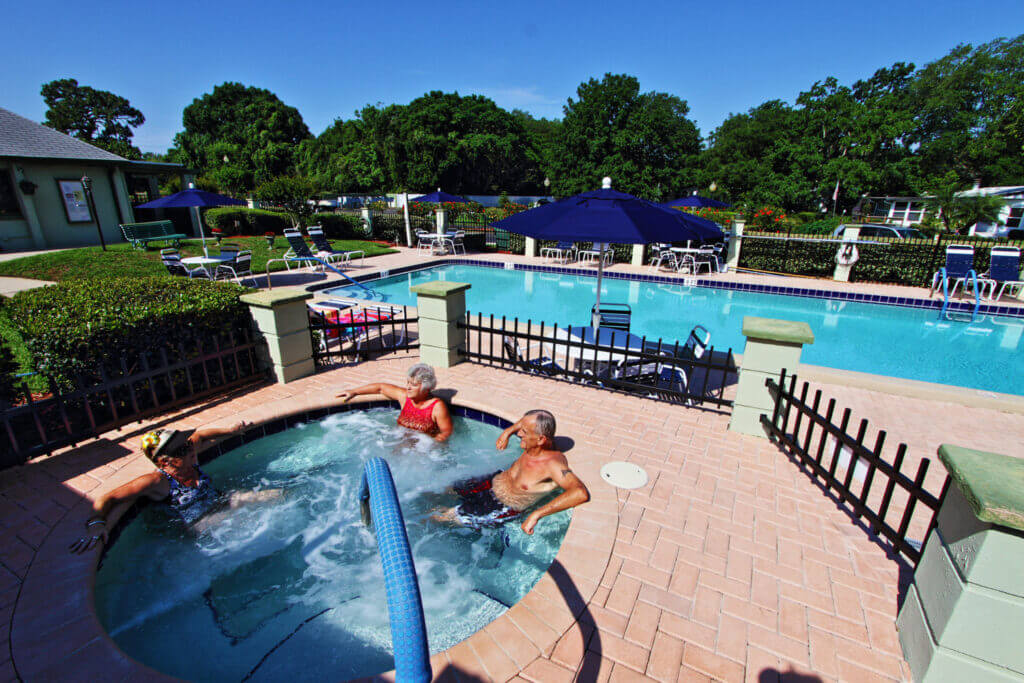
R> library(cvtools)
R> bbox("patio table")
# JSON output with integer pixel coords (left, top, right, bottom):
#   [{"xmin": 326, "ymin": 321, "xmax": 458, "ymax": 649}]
[{"xmin": 182, "ymin": 254, "xmax": 236, "ymax": 278}]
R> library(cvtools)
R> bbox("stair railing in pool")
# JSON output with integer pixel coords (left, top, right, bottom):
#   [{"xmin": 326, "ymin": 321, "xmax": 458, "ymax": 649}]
[
  {"xmin": 265, "ymin": 255, "xmax": 380, "ymax": 297},
  {"xmin": 358, "ymin": 457, "xmax": 432, "ymax": 682},
  {"xmin": 937, "ymin": 267, "xmax": 980, "ymax": 322}
]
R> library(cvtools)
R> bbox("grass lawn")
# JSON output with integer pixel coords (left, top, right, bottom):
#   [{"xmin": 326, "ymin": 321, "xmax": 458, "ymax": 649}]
[{"xmin": 0, "ymin": 237, "xmax": 397, "ymax": 282}]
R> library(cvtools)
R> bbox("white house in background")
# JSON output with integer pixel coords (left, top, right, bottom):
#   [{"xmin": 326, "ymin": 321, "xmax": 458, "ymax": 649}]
[{"xmin": 860, "ymin": 186, "xmax": 1024, "ymax": 237}]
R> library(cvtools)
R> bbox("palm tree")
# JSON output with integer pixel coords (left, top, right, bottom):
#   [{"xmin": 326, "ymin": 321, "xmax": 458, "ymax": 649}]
[{"xmin": 921, "ymin": 172, "xmax": 1005, "ymax": 234}]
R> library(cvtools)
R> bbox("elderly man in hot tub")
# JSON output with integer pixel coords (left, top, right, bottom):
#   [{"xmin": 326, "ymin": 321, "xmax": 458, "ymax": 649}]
[{"xmin": 434, "ymin": 409, "xmax": 590, "ymax": 534}]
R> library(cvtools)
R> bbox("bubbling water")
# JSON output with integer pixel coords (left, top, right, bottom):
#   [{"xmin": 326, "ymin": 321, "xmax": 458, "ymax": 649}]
[{"xmin": 95, "ymin": 409, "xmax": 571, "ymax": 682}]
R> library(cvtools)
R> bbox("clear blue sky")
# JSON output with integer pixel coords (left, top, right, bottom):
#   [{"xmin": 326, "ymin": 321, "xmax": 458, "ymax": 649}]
[{"xmin": 5, "ymin": 0, "xmax": 1022, "ymax": 154}]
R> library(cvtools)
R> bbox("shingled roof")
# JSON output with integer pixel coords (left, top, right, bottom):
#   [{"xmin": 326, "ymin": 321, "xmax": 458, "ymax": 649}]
[{"xmin": 0, "ymin": 107, "xmax": 128, "ymax": 162}]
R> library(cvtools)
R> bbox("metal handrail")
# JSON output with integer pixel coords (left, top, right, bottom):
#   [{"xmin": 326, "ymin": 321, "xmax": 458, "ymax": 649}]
[{"xmin": 359, "ymin": 458, "xmax": 431, "ymax": 682}]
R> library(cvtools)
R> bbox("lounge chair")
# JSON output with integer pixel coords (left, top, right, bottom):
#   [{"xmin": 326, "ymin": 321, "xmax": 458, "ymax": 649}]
[
  {"xmin": 578, "ymin": 242, "xmax": 614, "ymax": 266},
  {"xmin": 160, "ymin": 248, "xmax": 210, "ymax": 279},
  {"xmin": 214, "ymin": 250, "xmax": 257, "ymax": 286},
  {"xmin": 930, "ymin": 245, "xmax": 977, "ymax": 298},
  {"xmin": 540, "ymin": 241, "xmax": 576, "ymax": 264},
  {"xmin": 502, "ymin": 336, "xmax": 562, "ymax": 376},
  {"xmin": 308, "ymin": 301, "xmax": 405, "ymax": 357},
  {"xmin": 282, "ymin": 229, "xmax": 325, "ymax": 271},
  {"xmin": 308, "ymin": 228, "xmax": 365, "ymax": 266},
  {"xmin": 982, "ymin": 246, "xmax": 1024, "ymax": 300},
  {"xmin": 592, "ymin": 303, "xmax": 631, "ymax": 332}
]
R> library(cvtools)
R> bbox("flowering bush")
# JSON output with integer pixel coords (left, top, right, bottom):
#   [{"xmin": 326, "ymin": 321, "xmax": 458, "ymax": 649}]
[
  {"xmin": 673, "ymin": 206, "xmax": 736, "ymax": 227},
  {"xmin": 749, "ymin": 207, "xmax": 788, "ymax": 231}
]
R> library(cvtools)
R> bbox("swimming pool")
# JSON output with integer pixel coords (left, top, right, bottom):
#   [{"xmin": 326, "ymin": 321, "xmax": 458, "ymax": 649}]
[
  {"xmin": 325, "ymin": 265, "xmax": 1024, "ymax": 395},
  {"xmin": 94, "ymin": 408, "xmax": 570, "ymax": 681}
]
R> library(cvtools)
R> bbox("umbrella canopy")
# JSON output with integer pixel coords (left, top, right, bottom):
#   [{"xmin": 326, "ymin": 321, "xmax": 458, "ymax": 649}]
[
  {"xmin": 493, "ymin": 186, "xmax": 723, "ymax": 243},
  {"xmin": 134, "ymin": 188, "xmax": 247, "ymax": 209},
  {"xmin": 663, "ymin": 195, "xmax": 731, "ymax": 209},
  {"xmin": 135, "ymin": 185, "xmax": 246, "ymax": 257},
  {"xmin": 492, "ymin": 180, "xmax": 724, "ymax": 328},
  {"xmin": 410, "ymin": 190, "xmax": 470, "ymax": 204}
]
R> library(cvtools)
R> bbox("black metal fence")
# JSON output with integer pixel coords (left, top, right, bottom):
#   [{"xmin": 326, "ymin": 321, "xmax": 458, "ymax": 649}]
[
  {"xmin": 1, "ymin": 329, "xmax": 265, "ymax": 469},
  {"xmin": 309, "ymin": 305, "xmax": 419, "ymax": 366},
  {"xmin": 458, "ymin": 312, "xmax": 737, "ymax": 408},
  {"xmin": 368, "ymin": 210, "xmax": 434, "ymax": 246},
  {"xmin": 449, "ymin": 213, "xmax": 522, "ymax": 253},
  {"xmin": 761, "ymin": 370, "xmax": 948, "ymax": 566},
  {"xmin": 740, "ymin": 232, "xmax": 1024, "ymax": 287}
]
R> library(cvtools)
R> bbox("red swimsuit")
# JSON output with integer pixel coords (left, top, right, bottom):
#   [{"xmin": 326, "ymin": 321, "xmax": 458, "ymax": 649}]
[{"xmin": 397, "ymin": 397, "xmax": 440, "ymax": 435}]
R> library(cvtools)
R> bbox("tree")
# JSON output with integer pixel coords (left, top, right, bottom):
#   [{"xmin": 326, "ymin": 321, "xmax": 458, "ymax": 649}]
[
  {"xmin": 510, "ymin": 110, "xmax": 563, "ymax": 183},
  {"xmin": 254, "ymin": 176, "xmax": 317, "ymax": 227},
  {"xmin": 297, "ymin": 118, "xmax": 385, "ymax": 193},
  {"xmin": 551, "ymin": 74, "xmax": 700, "ymax": 200},
  {"xmin": 41, "ymin": 78, "xmax": 145, "ymax": 159},
  {"xmin": 174, "ymin": 83, "xmax": 312, "ymax": 194}
]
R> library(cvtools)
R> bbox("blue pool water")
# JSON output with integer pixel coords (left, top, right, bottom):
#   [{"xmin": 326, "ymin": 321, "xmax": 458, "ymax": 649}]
[
  {"xmin": 326, "ymin": 265, "xmax": 1024, "ymax": 395},
  {"xmin": 95, "ymin": 410, "xmax": 570, "ymax": 681}
]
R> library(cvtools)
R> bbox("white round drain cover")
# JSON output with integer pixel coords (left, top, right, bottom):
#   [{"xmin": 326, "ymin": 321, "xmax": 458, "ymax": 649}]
[{"xmin": 600, "ymin": 461, "xmax": 649, "ymax": 489}]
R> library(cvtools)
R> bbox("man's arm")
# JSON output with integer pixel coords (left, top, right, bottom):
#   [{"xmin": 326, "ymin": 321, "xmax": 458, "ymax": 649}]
[
  {"xmin": 520, "ymin": 458, "xmax": 590, "ymax": 535},
  {"xmin": 495, "ymin": 417, "xmax": 525, "ymax": 450}
]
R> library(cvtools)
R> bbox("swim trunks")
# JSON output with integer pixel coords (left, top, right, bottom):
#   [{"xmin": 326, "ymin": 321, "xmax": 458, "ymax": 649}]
[{"xmin": 452, "ymin": 471, "xmax": 522, "ymax": 529}]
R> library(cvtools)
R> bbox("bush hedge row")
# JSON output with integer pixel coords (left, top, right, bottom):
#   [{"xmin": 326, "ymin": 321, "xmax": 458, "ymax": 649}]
[
  {"xmin": 205, "ymin": 208, "xmax": 292, "ymax": 236},
  {"xmin": 3, "ymin": 278, "xmax": 251, "ymax": 388}
]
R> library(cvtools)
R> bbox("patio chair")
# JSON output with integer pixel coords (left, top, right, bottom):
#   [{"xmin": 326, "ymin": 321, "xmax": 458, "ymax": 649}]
[
  {"xmin": 930, "ymin": 244, "xmax": 977, "ymax": 298},
  {"xmin": 578, "ymin": 242, "xmax": 614, "ymax": 266},
  {"xmin": 502, "ymin": 336, "xmax": 562, "ymax": 376},
  {"xmin": 160, "ymin": 248, "xmax": 210, "ymax": 279},
  {"xmin": 308, "ymin": 228, "xmax": 365, "ymax": 267},
  {"xmin": 540, "ymin": 241, "xmax": 576, "ymax": 264},
  {"xmin": 981, "ymin": 246, "xmax": 1024, "ymax": 300},
  {"xmin": 694, "ymin": 246, "xmax": 720, "ymax": 274},
  {"xmin": 416, "ymin": 231, "xmax": 437, "ymax": 253},
  {"xmin": 649, "ymin": 244, "xmax": 678, "ymax": 272},
  {"xmin": 282, "ymin": 229, "xmax": 324, "ymax": 271},
  {"xmin": 214, "ymin": 250, "xmax": 257, "ymax": 286},
  {"xmin": 218, "ymin": 242, "xmax": 241, "ymax": 263},
  {"xmin": 450, "ymin": 231, "xmax": 466, "ymax": 255}
]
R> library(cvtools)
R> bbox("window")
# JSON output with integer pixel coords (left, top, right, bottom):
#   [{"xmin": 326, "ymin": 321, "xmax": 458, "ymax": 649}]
[
  {"xmin": 0, "ymin": 169, "xmax": 23, "ymax": 219},
  {"xmin": 1007, "ymin": 208, "xmax": 1023, "ymax": 229},
  {"xmin": 906, "ymin": 201, "xmax": 924, "ymax": 223},
  {"xmin": 860, "ymin": 227, "xmax": 879, "ymax": 237}
]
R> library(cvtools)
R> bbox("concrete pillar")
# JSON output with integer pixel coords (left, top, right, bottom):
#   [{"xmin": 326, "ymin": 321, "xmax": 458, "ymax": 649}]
[
  {"xmin": 111, "ymin": 168, "xmax": 135, "ymax": 225},
  {"xmin": 833, "ymin": 225, "xmax": 860, "ymax": 282},
  {"xmin": 410, "ymin": 281, "xmax": 470, "ymax": 368},
  {"xmin": 631, "ymin": 244, "xmax": 645, "ymax": 267},
  {"xmin": 360, "ymin": 207, "xmax": 373, "ymax": 237},
  {"xmin": 729, "ymin": 316, "xmax": 814, "ymax": 437},
  {"xmin": 240, "ymin": 290, "xmax": 315, "ymax": 384},
  {"xmin": 898, "ymin": 445, "xmax": 1024, "ymax": 681},
  {"xmin": 726, "ymin": 216, "xmax": 745, "ymax": 271},
  {"xmin": 435, "ymin": 208, "xmax": 447, "ymax": 235},
  {"xmin": 524, "ymin": 237, "xmax": 537, "ymax": 258},
  {"xmin": 9, "ymin": 166, "xmax": 47, "ymax": 249}
]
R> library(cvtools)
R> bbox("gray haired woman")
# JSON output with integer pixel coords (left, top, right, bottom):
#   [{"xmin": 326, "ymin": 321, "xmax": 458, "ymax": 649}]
[{"xmin": 337, "ymin": 363, "xmax": 453, "ymax": 442}]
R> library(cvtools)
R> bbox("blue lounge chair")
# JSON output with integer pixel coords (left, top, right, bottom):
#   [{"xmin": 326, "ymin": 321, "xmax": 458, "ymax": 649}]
[
  {"xmin": 308, "ymin": 227, "xmax": 365, "ymax": 267},
  {"xmin": 930, "ymin": 245, "xmax": 977, "ymax": 298},
  {"xmin": 540, "ymin": 241, "xmax": 576, "ymax": 263},
  {"xmin": 282, "ymin": 229, "xmax": 324, "ymax": 271},
  {"xmin": 982, "ymin": 246, "xmax": 1024, "ymax": 300},
  {"xmin": 502, "ymin": 336, "xmax": 563, "ymax": 376}
]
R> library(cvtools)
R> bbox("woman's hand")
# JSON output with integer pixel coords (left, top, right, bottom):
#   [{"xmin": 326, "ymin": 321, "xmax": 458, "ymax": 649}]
[{"xmin": 69, "ymin": 521, "xmax": 107, "ymax": 554}]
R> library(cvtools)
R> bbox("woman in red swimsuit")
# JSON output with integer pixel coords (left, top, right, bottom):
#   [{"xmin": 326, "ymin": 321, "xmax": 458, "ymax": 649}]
[{"xmin": 337, "ymin": 363, "xmax": 454, "ymax": 442}]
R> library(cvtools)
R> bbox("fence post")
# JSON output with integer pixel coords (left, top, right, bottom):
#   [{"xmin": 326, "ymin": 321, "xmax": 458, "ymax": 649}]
[
  {"xmin": 898, "ymin": 445, "xmax": 1024, "ymax": 681},
  {"xmin": 833, "ymin": 225, "xmax": 860, "ymax": 282},
  {"xmin": 727, "ymin": 215, "xmax": 745, "ymax": 271},
  {"xmin": 631, "ymin": 244, "xmax": 645, "ymax": 266},
  {"xmin": 240, "ymin": 290, "xmax": 314, "ymax": 384},
  {"xmin": 361, "ymin": 207, "xmax": 373, "ymax": 237},
  {"xmin": 435, "ymin": 208, "xmax": 447, "ymax": 235},
  {"xmin": 524, "ymin": 237, "xmax": 537, "ymax": 258},
  {"xmin": 410, "ymin": 281, "xmax": 471, "ymax": 368},
  {"xmin": 728, "ymin": 316, "xmax": 814, "ymax": 437}
]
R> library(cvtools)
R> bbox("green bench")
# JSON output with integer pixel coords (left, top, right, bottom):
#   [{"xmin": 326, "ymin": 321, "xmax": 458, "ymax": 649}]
[{"xmin": 120, "ymin": 220, "xmax": 188, "ymax": 250}]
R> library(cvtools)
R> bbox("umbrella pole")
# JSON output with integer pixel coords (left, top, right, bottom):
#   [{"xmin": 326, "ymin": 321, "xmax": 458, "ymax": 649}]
[
  {"xmin": 194, "ymin": 206, "xmax": 209, "ymax": 257},
  {"xmin": 592, "ymin": 244, "xmax": 605, "ymax": 329}
]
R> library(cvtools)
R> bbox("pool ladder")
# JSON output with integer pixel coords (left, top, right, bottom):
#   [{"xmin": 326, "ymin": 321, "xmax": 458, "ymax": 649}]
[
  {"xmin": 359, "ymin": 458, "xmax": 431, "ymax": 682},
  {"xmin": 937, "ymin": 267, "xmax": 981, "ymax": 323}
]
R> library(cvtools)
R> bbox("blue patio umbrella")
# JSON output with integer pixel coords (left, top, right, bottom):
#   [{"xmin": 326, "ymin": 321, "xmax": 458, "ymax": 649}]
[
  {"xmin": 135, "ymin": 184, "xmax": 247, "ymax": 256},
  {"xmin": 492, "ymin": 179, "xmax": 723, "ymax": 326},
  {"xmin": 663, "ymin": 195, "xmax": 731, "ymax": 209},
  {"xmin": 410, "ymin": 190, "xmax": 470, "ymax": 204}
]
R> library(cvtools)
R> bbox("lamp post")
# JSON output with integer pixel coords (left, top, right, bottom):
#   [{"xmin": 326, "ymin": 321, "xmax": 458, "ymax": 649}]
[{"xmin": 80, "ymin": 175, "xmax": 106, "ymax": 251}]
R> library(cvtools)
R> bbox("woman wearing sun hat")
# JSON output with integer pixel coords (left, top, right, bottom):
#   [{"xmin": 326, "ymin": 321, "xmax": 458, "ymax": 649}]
[{"xmin": 70, "ymin": 422, "xmax": 279, "ymax": 553}]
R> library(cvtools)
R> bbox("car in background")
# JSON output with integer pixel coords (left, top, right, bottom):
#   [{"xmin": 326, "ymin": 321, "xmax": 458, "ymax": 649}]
[{"xmin": 832, "ymin": 223, "xmax": 926, "ymax": 240}]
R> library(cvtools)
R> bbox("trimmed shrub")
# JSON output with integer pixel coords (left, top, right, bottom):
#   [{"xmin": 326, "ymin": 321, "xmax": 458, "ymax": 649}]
[
  {"xmin": 0, "ymin": 341, "xmax": 18, "ymax": 405},
  {"xmin": 4, "ymin": 278, "xmax": 251, "ymax": 388},
  {"xmin": 310, "ymin": 213, "xmax": 367, "ymax": 239},
  {"xmin": 205, "ymin": 208, "xmax": 293, "ymax": 236}
]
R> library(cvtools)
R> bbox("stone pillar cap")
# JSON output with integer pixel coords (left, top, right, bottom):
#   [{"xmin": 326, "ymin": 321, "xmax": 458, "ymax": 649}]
[
  {"xmin": 410, "ymin": 281, "xmax": 471, "ymax": 297},
  {"xmin": 240, "ymin": 290, "xmax": 313, "ymax": 308},
  {"xmin": 938, "ymin": 444, "xmax": 1024, "ymax": 532},
  {"xmin": 741, "ymin": 316, "xmax": 815, "ymax": 345}
]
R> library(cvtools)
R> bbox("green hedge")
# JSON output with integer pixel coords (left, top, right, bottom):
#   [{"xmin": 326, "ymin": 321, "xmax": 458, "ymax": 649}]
[
  {"xmin": 309, "ymin": 213, "xmax": 368, "ymax": 239},
  {"xmin": 4, "ymin": 278, "xmax": 251, "ymax": 388},
  {"xmin": 205, "ymin": 207, "xmax": 293, "ymax": 236}
]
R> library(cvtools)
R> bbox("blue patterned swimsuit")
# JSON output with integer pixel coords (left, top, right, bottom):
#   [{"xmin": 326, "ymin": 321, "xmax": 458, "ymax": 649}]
[{"xmin": 160, "ymin": 467, "xmax": 218, "ymax": 524}]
